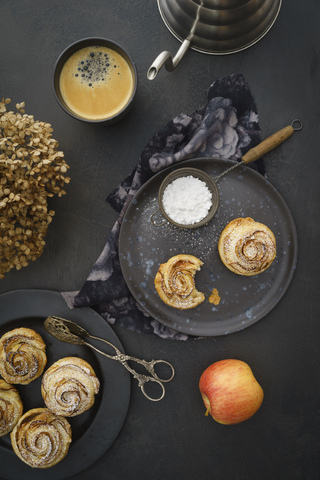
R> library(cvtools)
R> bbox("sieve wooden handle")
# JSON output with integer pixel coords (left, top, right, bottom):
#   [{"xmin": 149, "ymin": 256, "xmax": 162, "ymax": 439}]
[{"xmin": 241, "ymin": 125, "xmax": 294, "ymax": 164}]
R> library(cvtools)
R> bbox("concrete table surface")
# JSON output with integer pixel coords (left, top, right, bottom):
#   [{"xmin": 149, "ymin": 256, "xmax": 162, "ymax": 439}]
[{"xmin": 0, "ymin": 1, "xmax": 319, "ymax": 479}]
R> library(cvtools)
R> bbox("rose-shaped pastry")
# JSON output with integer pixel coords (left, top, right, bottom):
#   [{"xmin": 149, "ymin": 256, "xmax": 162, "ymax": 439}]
[
  {"xmin": 0, "ymin": 379, "xmax": 23, "ymax": 436},
  {"xmin": 154, "ymin": 254, "xmax": 205, "ymax": 309},
  {"xmin": 218, "ymin": 217, "xmax": 276, "ymax": 276},
  {"xmin": 0, "ymin": 327, "xmax": 47, "ymax": 384},
  {"xmin": 41, "ymin": 357, "xmax": 100, "ymax": 417},
  {"xmin": 10, "ymin": 407, "xmax": 72, "ymax": 468}
]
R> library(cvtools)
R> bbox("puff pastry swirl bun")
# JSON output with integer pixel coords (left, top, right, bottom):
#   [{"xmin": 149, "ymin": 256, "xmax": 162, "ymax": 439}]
[
  {"xmin": 0, "ymin": 327, "xmax": 47, "ymax": 385},
  {"xmin": 154, "ymin": 254, "xmax": 205, "ymax": 309},
  {"xmin": 0, "ymin": 379, "xmax": 23, "ymax": 436},
  {"xmin": 41, "ymin": 357, "xmax": 100, "ymax": 417},
  {"xmin": 218, "ymin": 217, "xmax": 276, "ymax": 276},
  {"xmin": 10, "ymin": 407, "xmax": 72, "ymax": 468}
]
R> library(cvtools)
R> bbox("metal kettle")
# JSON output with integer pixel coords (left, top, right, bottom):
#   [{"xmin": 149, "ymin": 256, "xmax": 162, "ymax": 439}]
[{"xmin": 148, "ymin": 0, "xmax": 282, "ymax": 80}]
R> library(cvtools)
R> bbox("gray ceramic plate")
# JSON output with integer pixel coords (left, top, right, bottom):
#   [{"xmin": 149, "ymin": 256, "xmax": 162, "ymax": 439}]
[
  {"xmin": 0, "ymin": 289, "xmax": 130, "ymax": 480},
  {"xmin": 119, "ymin": 158, "xmax": 298, "ymax": 336}
]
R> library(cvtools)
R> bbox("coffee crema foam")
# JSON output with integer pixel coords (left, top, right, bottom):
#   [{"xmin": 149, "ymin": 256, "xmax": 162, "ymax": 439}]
[{"xmin": 59, "ymin": 45, "xmax": 134, "ymax": 120}]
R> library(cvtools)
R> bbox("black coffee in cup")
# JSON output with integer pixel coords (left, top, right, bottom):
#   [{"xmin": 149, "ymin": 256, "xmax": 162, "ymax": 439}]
[{"xmin": 56, "ymin": 42, "xmax": 136, "ymax": 122}]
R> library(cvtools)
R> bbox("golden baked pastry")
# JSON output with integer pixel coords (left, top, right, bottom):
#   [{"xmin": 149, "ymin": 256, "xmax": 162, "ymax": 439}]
[
  {"xmin": 154, "ymin": 254, "xmax": 205, "ymax": 309},
  {"xmin": 0, "ymin": 327, "xmax": 47, "ymax": 384},
  {"xmin": 0, "ymin": 379, "xmax": 23, "ymax": 436},
  {"xmin": 10, "ymin": 407, "xmax": 72, "ymax": 468},
  {"xmin": 208, "ymin": 288, "xmax": 221, "ymax": 306},
  {"xmin": 41, "ymin": 356, "xmax": 100, "ymax": 417},
  {"xmin": 218, "ymin": 217, "xmax": 276, "ymax": 276}
]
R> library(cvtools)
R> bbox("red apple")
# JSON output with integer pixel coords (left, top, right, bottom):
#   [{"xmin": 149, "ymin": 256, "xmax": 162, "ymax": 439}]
[{"xmin": 199, "ymin": 359, "xmax": 264, "ymax": 425}]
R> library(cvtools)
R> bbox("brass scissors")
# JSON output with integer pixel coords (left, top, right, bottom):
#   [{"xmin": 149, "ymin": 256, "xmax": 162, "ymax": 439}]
[{"xmin": 44, "ymin": 316, "xmax": 175, "ymax": 401}]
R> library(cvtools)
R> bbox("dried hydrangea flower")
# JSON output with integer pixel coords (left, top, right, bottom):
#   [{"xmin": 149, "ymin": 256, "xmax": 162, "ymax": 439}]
[{"xmin": 0, "ymin": 98, "xmax": 70, "ymax": 278}]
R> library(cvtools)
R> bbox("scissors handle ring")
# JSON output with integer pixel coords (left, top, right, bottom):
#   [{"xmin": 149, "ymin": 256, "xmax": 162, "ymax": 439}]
[
  {"xmin": 149, "ymin": 359, "xmax": 175, "ymax": 382},
  {"xmin": 140, "ymin": 377, "xmax": 166, "ymax": 402}
]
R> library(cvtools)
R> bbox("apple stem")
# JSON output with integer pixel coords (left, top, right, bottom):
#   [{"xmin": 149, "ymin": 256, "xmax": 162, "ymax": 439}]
[{"xmin": 205, "ymin": 406, "xmax": 211, "ymax": 416}]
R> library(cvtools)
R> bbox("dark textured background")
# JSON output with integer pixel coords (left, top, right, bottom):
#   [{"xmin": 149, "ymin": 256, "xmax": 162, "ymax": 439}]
[{"xmin": 0, "ymin": 1, "xmax": 320, "ymax": 479}]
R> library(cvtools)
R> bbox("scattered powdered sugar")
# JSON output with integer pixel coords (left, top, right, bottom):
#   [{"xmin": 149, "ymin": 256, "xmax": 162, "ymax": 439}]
[{"xmin": 162, "ymin": 175, "xmax": 212, "ymax": 225}]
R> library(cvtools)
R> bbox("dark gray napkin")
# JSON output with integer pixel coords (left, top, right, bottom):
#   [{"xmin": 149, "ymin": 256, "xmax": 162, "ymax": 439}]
[{"xmin": 68, "ymin": 73, "xmax": 264, "ymax": 340}]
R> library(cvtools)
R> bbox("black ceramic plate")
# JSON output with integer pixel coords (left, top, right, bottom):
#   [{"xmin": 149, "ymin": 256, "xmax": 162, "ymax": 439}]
[
  {"xmin": 119, "ymin": 158, "xmax": 298, "ymax": 336},
  {"xmin": 0, "ymin": 289, "xmax": 130, "ymax": 480}
]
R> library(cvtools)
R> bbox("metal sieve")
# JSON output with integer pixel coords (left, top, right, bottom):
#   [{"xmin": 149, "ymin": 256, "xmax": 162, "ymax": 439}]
[
  {"xmin": 151, "ymin": 120, "xmax": 302, "ymax": 229},
  {"xmin": 151, "ymin": 167, "xmax": 219, "ymax": 228}
]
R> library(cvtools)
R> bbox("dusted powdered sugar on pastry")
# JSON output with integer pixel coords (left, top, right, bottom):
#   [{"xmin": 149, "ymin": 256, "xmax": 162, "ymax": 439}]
[
  {"xmin": 218, "ymin": 217, "xmax": 276, "ymax": 276},
  {"xmin": 0, "ymin": 379, "xmax": 23, "ymax": 436},
  {"xmin": 154, "ymin": 254, "xmax": 205, "ymax": 309},
  {"xmin": 10, "ymin": 407, "xmax": 72, "ymax": 469},
  {"xmin": 0, "ymin": 327, "xmax": 47, "ymax": 385},
  {"xmin": 41, "ymin": 357, "xmax": 100, "ymax": 417}
]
